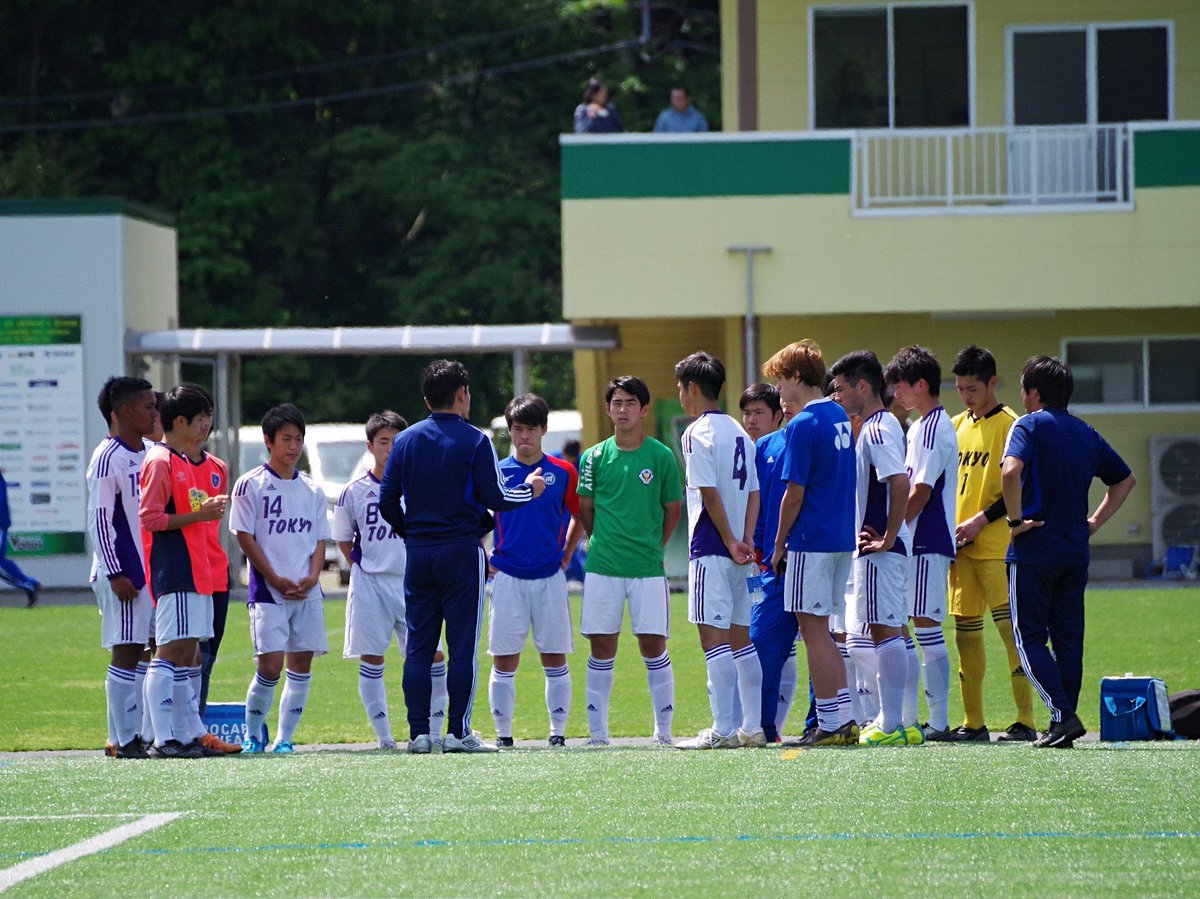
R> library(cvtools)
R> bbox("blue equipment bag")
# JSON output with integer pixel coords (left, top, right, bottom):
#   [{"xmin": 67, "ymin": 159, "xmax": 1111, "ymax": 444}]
[{"xmin": 1099, "ymin": 675, "xmax": 1175, "ymax": 741}]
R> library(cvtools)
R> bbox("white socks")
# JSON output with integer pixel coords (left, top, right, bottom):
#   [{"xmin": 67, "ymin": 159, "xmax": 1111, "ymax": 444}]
[
  {"xmin": 105, "ymin": 665, "xmax": 139, "ymax": 746},
  {"xmin": 875, "ymin": 636, "xmax": 908, "ymax": 734},
  {"xmin": 487, "ymin": 664, "xmax": 573, "ymax": 740},
  {"xmin": 145, "ymin": 659, "xmax": 176, "ymax": 746},
  {"xmin": 544, "ymin": 665, "xmax": 571, "ymax": 738},
  {"xmin": 903, "ymin": 635, "xmax": 920, "ymax": 727},
  {"xmin": 358, "ymin": 662, "xmax": 391, "ymax": 745},
  {"xmin": 170, "ymin": 665, "xmax": 204, "ymax": 743},
  {"xmin": 846, "ymin": 632, "xmax": 879, "ymax": 724},
  {"xmin": 704, "ymin": 644, "xmax": 737, "ymax": 736},
  {"xmin": 731, "ymin": 644, "xmax": 762, "ymax": 734},
  {"xmin": 244, "ymin": 672, "xmax": 278, "ymax": 743},
  {"xmin": 585, "ymin": 656, "xmax": 614, "ymax": 741},
  {"xmin": 643, "ymin": 652, "xmax": 674, "ymax": 739},
  {"xmin": 914, "ymin": 625, "xmax": 950, "ymax": 731},
  {"xmin": 489, "ymin": 668, "xmax": 516, "ymax": 739},
  {"xmin": 277, "ymin": 670, "xmax": 311, "ymax": 744},
  {"xmin": 429, "ymin": 661, "xmax": 448, "ymax": 739}
]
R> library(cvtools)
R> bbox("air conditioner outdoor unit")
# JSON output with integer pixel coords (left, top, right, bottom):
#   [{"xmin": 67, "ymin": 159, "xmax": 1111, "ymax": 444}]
[{"xmin": 1149, "ymin": 435, "xmax": 1200, "ymax": 562}]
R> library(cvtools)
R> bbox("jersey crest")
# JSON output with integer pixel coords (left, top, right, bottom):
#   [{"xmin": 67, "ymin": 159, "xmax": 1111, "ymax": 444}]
[{"xmin": 639, "ymin": 468, "xmax": 654, "ymax": 485}]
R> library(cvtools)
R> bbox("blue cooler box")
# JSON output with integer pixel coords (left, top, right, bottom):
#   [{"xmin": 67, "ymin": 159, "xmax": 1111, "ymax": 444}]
[
  {"xmin": 1099, "ymin": 676, "xmax": 1173, "ymax": 741},
  {"xmin": 202, "ymin": 702, "xmax": 268, "ymax": 745}
]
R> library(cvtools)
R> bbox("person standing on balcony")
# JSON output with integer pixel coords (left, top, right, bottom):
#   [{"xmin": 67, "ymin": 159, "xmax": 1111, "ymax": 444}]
[
  {"xmin": 653, "ymin": 86, "xmax": 708, "ymax": 133},
  {"xmin": 573, "ymin": 78, "xmax": 624, "ymax": 134}
]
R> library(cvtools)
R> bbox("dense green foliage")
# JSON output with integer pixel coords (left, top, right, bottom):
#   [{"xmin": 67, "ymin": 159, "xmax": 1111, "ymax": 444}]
[{"xmin": 0, "ymin": 1, "xmax": 719, "ymax": 424}]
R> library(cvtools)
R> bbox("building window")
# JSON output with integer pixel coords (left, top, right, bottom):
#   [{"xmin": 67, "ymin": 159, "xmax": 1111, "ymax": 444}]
[
  {"xmin": 1065, "ymin": 337, "xmax": 1200, "ymax": 408},
  {"xmin": 812, "ymin": 3, "xmax": 970, "ymax": 129}
]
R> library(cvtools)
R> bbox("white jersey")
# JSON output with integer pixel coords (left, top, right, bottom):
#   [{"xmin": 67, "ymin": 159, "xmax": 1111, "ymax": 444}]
[
  {"xmin": 856, "ymin": 410, "xmax": 911, "ymax": 557},
  {"xmin": 332, "ymin": 471, "xmax": 406, "ymax": 576},
  {"xmin": 86, "ymin": 436, "xmax": 147, "ymax": 584},
  {"xmin": 229, "ymin": 464, "xmax": 329, "ymax": 604},
  {"xmin": 904, "ymin": 406, "xmax": 959, "ymax": 559},
  {"xmin": 680, "ymin": 410, "xmax": 759, "ymax": 560}
]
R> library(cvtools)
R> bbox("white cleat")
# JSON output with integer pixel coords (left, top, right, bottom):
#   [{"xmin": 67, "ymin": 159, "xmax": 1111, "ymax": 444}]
[
  {"xmin": 675, "ymin": 727, "xmax": 740, "ymax": 750},
  {"xmin": 583, "ymin": 736, "xmax": 611, "ymax": 748},
  {"xmin": 737, "ymin": 727, "xmax": 767, "ymax": 748},
  {"xmin": 407, "ymin": 734, "xmax": 437, "ymax": 754},
  {"xmin": 650, "ymin": 733, "xmax": 674, "ymax": 748},
  {"xmin": 442, "ymin": 731, "xmax": 499, "ymax": 753}
]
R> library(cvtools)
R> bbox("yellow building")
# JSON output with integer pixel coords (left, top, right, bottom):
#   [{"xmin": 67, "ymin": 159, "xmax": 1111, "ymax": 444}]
[{"xmin": 561, "ymin": 0, "xmax": 1200, "ymax": 575}]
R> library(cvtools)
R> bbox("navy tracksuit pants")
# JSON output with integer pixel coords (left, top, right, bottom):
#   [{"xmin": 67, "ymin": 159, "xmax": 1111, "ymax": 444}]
[
  {"xmin": 752, "ymin": 586, "xmax": 802, "ymax": 742},
  {"xmin": 1008, "ymin": 562, "xmax": 1088, "ymax": 723},
  {"xmin": 403, "ymin": 542, "xmax": 486, "ymax": 739}
]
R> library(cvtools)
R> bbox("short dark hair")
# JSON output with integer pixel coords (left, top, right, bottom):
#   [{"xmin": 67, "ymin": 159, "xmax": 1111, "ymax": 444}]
[
  {"xmin": 583, "ymin": 77, "xmax": 608, "ymax": 104},
  {"xmin": 99, "ymin": 376, "xmax": 153, "ymax": 423},
  {"xmin": 366, "ymin": 410, "xmax": 407, "ymax": 441},
  {"xmin": 674, "ymin": 352, "xmax": 725, "ymax": 401},
  {"xmin": 561, "ymin": 439, "xmax": 581, "ymax": 459},
  {"xmin": 672, "ymin": 85, "xmax": 690, "ymax": 96},
  {"xmin": 951, "ymin": 345, "xmax": 997, "ymax": 382},
  {"xmin": 883, "ymin": 345, "xmax": 942, "ymax": 397},
  {"xmin": 422, "ymin": 359, "xmax": 470, "ymax": 410},
  {"xmin": 262, "ymin": 403, "xmax": 306, "ymax": 441},
  {"xmin": 160, "ymin": 384, "xmax": 213, "ymax": 433},
  {"xmin": 605, "ymin": 375, "xmax": 650, "ymax": 407},
  {"xmin": 505, "ymin": 394, "xmax": 549, "ymax": 430},
  {"xmin": 1020, "ymin": 355, "xmax": 1074, "ymax": 409},
  {"xmin": 829, "ymin": 350, "xmax": 884, "ymax": 399},
  {"xmin": 739, "ymin": 383, "xmax": 781, "ymax": 414}
]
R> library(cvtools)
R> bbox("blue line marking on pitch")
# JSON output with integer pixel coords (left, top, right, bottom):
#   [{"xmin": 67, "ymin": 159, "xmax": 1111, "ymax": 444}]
[{"xmin": 3, "ymin": 829, "xmax": 1188, "ymax": 861}]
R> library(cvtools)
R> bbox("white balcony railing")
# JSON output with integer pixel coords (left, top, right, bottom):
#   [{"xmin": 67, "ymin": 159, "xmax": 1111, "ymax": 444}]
[{"xmin": 853, "ymin": 124, "xmax": 1130, "ymax": 214}]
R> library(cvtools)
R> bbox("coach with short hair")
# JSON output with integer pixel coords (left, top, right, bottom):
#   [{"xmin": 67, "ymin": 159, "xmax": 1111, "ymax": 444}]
[
  {"xmin": 1001, "ymin": 355, "xmax": 1135, "ymax": 749},
  {"xmin": 379, "ymin": 359, "xmax": 545, "ymax": 754}
]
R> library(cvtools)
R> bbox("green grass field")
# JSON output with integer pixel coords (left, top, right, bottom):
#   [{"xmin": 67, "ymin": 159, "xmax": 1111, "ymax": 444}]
[{"xmin": 1, "ymin": 588, "xmax": 1198, "ymax": 895}]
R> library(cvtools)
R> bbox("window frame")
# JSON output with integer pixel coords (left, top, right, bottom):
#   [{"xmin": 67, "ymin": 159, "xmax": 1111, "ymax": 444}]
[
  {"xmin": 1062, "ymin": 334, "xmax": 1200, "ymax": 413},
  {"xmin": 808, "ymin": 1, "xmax": 976, "ymax": 131}
]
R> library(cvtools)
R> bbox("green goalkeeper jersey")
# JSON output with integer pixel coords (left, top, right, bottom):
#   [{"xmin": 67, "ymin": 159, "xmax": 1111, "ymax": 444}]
[{"xmin": 577, "ymin": 435, "xmax": 682, "ymax": 579}]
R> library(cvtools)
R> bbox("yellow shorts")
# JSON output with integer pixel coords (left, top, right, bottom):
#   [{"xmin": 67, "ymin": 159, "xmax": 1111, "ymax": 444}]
[{"xmin": 948, "ymin": 555, "xmax": 1009, "ymax": 618}]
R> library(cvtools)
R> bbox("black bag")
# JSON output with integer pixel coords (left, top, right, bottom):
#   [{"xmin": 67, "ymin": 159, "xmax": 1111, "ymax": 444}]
[{"xmin": 1169, "ymin": 690, "xmax": 1200, "ymax": 740}]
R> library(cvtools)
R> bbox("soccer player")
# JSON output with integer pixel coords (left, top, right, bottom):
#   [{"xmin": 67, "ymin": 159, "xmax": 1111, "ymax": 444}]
[
  {"xmin": 883, "ymin": 345, "xmax": 959, "ymax": 741},
  {"xmin": 577, "ymin": 376, "xmax": 682, "ymax": 747},
  {"xmin": 829, "ymin": 351, "xmax": 916, "ymax": 746},
  {"xmin": 487, "ymin": 394, "xmax": 582, "ymax": 748},
  {"xmin": 945, "ymin": 345, "xmax": 1034, "ymax": 742},
  {"xmin": 0, "ymin": 467, "xmax": 39, "ymax": 606},
  {"xmin": 1002, "ymin": 355, "xmax": 1135, "ymax": 748},
  {"xmin": 230, "ymin": 403, "xmax": 330, "ymax": 754},
  {"xmin": 139, "ymin": 384, "xmax": 240, "ymax": 758},
  {"xmin": 87, "ymin": 376, "xmax": 158, "ymax": 758},
  {"xmin": 766, "ymin": 341, "xmax": 858, "ymax": 746},
  {"xmin": 378, "ymin": 360, "xmax": 544, "ymax": 754},
  {"xmin": 335, "ymin": 410, "xmax": 448, "ymax": 750},
  {"xmin": 673, "ymin": 354, "xmax": 762, "ymax": 750}
]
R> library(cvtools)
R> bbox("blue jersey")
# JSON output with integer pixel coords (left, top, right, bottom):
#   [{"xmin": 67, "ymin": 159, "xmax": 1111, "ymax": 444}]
[
  {"xmin": 379, "ymin": 412, "xmax": 534, "ymax": 548},
  {"xmin": 779, "ymin": 398, "xmax": 857, "ymax": 553},
  {"xmin": 1003, "ymin": 407, "xmax": 1131, "ymax": 567},
  {"xmin": 491, "ymin": 454, "xmax": 579, "ymax": 580},
  {"xmin": 753, "ymin": 429, "xmax": 788, "ymax": 597}
]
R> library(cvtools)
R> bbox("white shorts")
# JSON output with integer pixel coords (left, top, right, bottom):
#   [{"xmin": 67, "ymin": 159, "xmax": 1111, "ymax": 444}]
[
  {"xmin": 783, "ymin": 550, "xmax": 852, "ymax": 618},
  {"xmin": 908, "ymin": 554, "xmax": 952, "ymax": 623},
  {"xmin": 852, "ymin": 552, "xmax": 908, "ymax": 627},
  {"xmin": 580, "ymin": 573, "xmax": 670, "ymax": 637},
  {"xmin": 249, "ymin": 600, "xmax": 328, "ymax": 656},
  {"xmin": 155, "ymin": 592, "xmax": 214, "ymax": 644},
  {"xmin": 687, "ymin": 556, "xmax": 756, "ymax": 628},
  {"xmin": 93, "ymin": 578, "xmax": 152, "ymax": 649},
  {"xmin": 488, "ymin": 570, "xmax": 574, "ymax": 656},
  {"xmin": 343, "ymin": 568, "xmax": 406, "ymax": 659}
]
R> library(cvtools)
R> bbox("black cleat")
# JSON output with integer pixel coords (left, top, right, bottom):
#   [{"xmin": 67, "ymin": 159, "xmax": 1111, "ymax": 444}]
[
  {"xmin": 114, "ymin": 739, "xmax": 149, "ymax": 759},
  {"xmin": 1032, "ymin": 714, "xmax": 1085, "ymax": 748},
  {"xmin": 148, "ymin": 739, "xmax": 203, "ymax": 759},
  {"xmin": 996, "ymin": 722, "xmax": 1038, "ymax": 742},
  {"xmin": 944, "ymin": 725, "xmax": 991, "ymax": 743},
  {"xmin": 25, "ymin": 586, "xmax": 39, "ymax": 608},
  {"xmin": 496, "ymin": 736, "xmax": 515, "ymax": 748},
  {"xmin": 547, "ymin": 735, "xmax": 566, "ymax": 748},
  {"xmin": 922, "ymin": 723, "xmax": 953, "ymax": 742}
]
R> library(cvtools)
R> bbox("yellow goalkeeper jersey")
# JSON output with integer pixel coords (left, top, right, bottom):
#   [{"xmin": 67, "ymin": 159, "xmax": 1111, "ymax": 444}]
[{"xmin": 952, "ymin": 403, "xmax": 1018, "ymax": 561}]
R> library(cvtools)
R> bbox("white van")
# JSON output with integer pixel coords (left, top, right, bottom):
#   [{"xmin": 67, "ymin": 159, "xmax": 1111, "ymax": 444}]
[{"xmin": 490, "ymin": 409, "xmax": 582, "ymax": 459}]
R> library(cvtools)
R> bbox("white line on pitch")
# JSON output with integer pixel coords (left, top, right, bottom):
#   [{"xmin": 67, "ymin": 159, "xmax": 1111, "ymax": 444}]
[
  {"xmin": 0, "ymin": 814, "xmax": 139, "ymax": 821},
  {"xmin": 0, "ymin": 812, "xmax": 183, "ymax": 892}
]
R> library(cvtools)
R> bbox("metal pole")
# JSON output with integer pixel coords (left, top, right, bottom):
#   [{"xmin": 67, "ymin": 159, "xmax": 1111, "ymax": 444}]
[
  {"xmin": 512, "ymin": 349, "xmax": 530, "ymax": 397},
  {"xmin": 727, "ymin": 245, "xmax": 773, "ymax": 391}
]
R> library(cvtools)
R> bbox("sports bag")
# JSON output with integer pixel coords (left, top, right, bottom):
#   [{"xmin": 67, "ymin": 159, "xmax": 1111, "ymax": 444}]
[{"xmin": 1098, "ymin": 675, "xmax": 1175, "ymax": 741}]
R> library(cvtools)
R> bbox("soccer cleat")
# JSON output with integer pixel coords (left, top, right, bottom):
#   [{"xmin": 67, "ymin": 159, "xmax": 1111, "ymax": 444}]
[
  {"xmin": 922, "ymin": 723, "xmax": 952, "ymax": 742},
  {"xmin": 856, "ymin": 723, "xmax": 882, "ymax": 744},
  {"xmin": 113, "ymin": 739, "xmax": 149, "ymax": 759},
  {"xmin": 996, "ymin": 722, "xmax": 1038, "ymax": 743},
  {"xmin": 378, "ymin": 739, "xmax": 398, "ymax": 751},
  {"xmin": 407, "ymin": 734, "xmax": 435, "ymax": 754},
  {"xmin": 241, "ymin": 735, "xmax": 266, "ymax": 754},
  {"xmin": 651, "ymin": 733, "xmax": 674, "ymax": 748},
  {"xmin": 190, "ymin": 739, "xmax": 225, "ymax": 758},
  {"xmin": 583, "ymin": 737, "xmax": 610, "ymax": 748},
  {"xmin": 737, "ymin": 727, "xmax": 767, "ymax": 748},
  {"xmin": 198, "ymin": 732, "xmax": 243, "ymax": 754},
  {"xmin": 944, "ymin": 725, "xmax": 991, "ymax": 743},
  {"xmin": 862, "ymin": 725, "xmax": 907, "ymax": 747},
  {"xmin": 104, "ymin": 742, "xmax": 116, "ymax": 758},
  {"xmin": 834, "ymin": 721, "xmax": 860, "ymax": 745},
  {"xmin": 496, "ymin": 737, "xmax": 515, "ymax": 749},
  {"xmin": 903, "ymin": 725, "xmax": 926, "ymax": 745},
  {"xmin": 443, "ymin": 731, "xmax": 499, "ymax": 753},
  {"xmin": 25, "ymin": 585, "xmax": 39, "ymax": 608},
  {"xmin": 674, "ymin": 727, "xmax": 739, "ymax": 750},
  {"xmin": 547, "ymin": 735, "xmax": 567, "ymax": 748},
  {"xmin": 1033, "ymin": 714, "xmax": 1085, "ymax": 749},
  {"xmin": 148, "ymin": 739, "xmax": 203, "ymax": 759},
  {"xmin": 271, "ymin": 740, "xmax": 295, "ymax": 754}
]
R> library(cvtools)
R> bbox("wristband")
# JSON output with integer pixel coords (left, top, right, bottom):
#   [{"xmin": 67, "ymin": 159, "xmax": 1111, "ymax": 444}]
[{"xmin": 1007, "ymin": 517, "xmax": 1023, "ymax": 528}]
